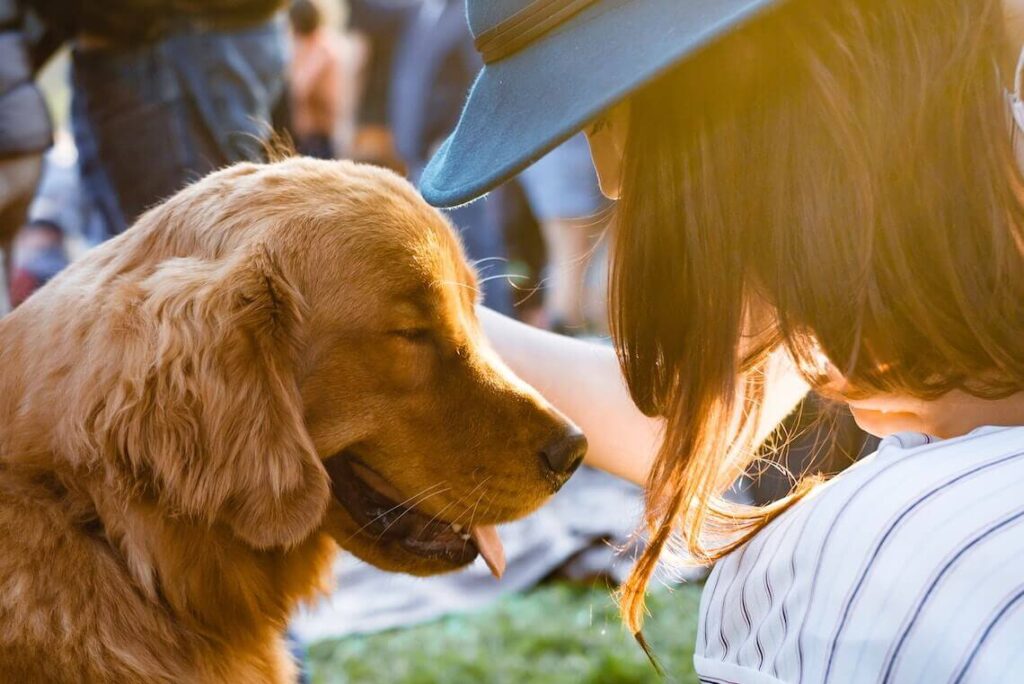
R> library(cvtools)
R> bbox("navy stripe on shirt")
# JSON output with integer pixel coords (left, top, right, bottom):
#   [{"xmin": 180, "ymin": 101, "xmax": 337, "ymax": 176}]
[
  {"xmin": 823, "ymin": 450, "xmax": 1024, "ymax": 682},
  {"xmin": 951, "ymin": 585, "xmax": 1024, "ymax": 684},
  {"xmin": 881, "ymin": 507, "xmax": 1024, "ymax": 683}
]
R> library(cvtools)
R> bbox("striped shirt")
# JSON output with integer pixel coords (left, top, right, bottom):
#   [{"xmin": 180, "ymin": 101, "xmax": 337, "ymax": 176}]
[{"xmin": 695, "ymin": 425, "xmax": 1024, "ymax": 684}]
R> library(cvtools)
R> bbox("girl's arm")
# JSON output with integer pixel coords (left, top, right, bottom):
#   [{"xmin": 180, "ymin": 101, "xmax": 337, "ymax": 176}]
[
  {"xmin": 479, "ymin": 307, "xmax": 810, "ymax": 485},
  {"xmin": 480, "ymin": 307, "xmax": 661, "ymax": 484}
]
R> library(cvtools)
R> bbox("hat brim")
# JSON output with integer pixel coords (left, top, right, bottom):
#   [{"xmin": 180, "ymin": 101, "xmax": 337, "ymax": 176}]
[{"xmin": 420, "ymin": 0, "xmax": 780, "ymax": 208}]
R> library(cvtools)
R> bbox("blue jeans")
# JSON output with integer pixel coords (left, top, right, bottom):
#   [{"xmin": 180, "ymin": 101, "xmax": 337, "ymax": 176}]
[
  {"xmin": 71, "ymin": 16, "xmax": 287, "ymax": 239},
  {"xmin": 445, "ymin": 193, "xmax": 516, "ymax": 317}
]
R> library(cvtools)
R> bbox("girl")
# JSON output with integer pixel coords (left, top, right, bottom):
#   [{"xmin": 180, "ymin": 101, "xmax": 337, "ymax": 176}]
[{"xmin": 422, "ymin": 0, "xmax": 1024, "ymax": 681}]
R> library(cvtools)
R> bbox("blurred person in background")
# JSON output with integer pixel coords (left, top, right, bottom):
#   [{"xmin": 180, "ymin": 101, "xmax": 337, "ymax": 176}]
[
  {"xmin": 288, "ymin": 0, "xmax": 342, "ymax": 159},
  {"xmin": 345, "ymin": 0, "xmax": 415, "ymax": 172},
  {"xmin": 9, "ymin": 135, "xmax": 98, "ymax": 307},
  {"xmin": 0, "ymin": 0, "xmax": 50, "ymax": 315},
  {"xmin": 389, "ymin": 0, "xmax": 514, "ymax": 315},
  {"xmin": 518, "ymin": 133, "xmax": 609, "ymax": 335},
  {"xmin": 376, "ymin": 1, "xmax": 610, "ymax": 331},
  {"xmin": 27, "ymin": 0, "xmax": 289, "ymax": 238},
  {"xmin": 8, "ymin": 130, "xmax": 126, "ymax": 308},
  {"xmin": 10, "ymin": 196, "xmax": 68, "ymax": 309}
]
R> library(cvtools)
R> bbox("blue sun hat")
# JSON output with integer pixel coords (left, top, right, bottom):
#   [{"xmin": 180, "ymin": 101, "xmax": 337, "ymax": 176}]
[{"xmin": 419, "ymin": 0, "xmax": 783, "ymax": 208}]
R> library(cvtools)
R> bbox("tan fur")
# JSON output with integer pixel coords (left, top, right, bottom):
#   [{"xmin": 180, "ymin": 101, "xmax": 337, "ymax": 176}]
[{"xmin": 0, "ymin": 159, "xmax": 572, "ymax": 682}]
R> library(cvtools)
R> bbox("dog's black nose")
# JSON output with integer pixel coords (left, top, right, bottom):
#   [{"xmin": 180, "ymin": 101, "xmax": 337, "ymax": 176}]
[{"xmin": 540, "ymin": 428, "xmax": 587, "ymax": 476}]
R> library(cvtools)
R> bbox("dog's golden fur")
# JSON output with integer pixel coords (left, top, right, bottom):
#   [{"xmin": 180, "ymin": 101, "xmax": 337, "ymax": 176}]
[{"xmin": 0, "ymin": 159, "xmax": 575, "ymax": 682}]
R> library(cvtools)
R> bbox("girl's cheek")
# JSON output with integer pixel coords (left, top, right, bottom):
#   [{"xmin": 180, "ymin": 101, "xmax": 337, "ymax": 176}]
[{"xmin": 849, "ymin": 407, "xmax": 924, "ymax": 438}]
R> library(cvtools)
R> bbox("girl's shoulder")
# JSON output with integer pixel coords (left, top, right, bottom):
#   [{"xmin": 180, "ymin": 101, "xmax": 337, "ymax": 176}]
[{"xmin": 696, "ymin": 425, "xmax": 1024, "ymax": 684}]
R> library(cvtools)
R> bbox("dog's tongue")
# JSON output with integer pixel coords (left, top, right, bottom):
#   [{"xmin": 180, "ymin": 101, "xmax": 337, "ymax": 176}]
[{"xmin": 470, "ymin": 525, "xmax": 506, "ymax": 579}]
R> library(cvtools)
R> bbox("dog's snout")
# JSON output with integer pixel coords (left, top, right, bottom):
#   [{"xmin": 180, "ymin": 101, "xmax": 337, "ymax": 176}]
[{"xmin": 540, "ymin": 428, "xmax": 587, "ymax": 477}]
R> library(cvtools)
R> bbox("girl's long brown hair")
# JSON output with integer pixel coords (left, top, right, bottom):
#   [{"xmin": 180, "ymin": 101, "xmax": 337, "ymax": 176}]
[{"xmin": 612, "ymin": 0, "xmax": 1024, "ymax": 640}]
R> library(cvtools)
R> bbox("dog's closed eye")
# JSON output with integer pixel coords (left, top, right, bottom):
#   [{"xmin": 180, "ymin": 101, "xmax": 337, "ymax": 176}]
[{"xmin": 391, "ymin": 328, "xmax": 433, "ymax": 343}]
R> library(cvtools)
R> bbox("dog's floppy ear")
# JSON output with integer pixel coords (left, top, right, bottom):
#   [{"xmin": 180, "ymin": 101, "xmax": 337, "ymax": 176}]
[{"xmin": 103, "ymin": 245, "xmax": 329, "ymax": 549}]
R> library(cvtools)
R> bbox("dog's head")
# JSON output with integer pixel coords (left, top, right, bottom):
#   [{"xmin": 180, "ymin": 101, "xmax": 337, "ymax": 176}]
[{"xmin": 27, "ymin": 159, "xmax": 582, "ymax": 576}]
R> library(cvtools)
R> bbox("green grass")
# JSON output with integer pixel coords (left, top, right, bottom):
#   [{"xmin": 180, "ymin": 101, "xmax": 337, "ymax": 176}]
[{"xmin": 307, "ymin": 580, "xmax": 703, "ymax": 684}]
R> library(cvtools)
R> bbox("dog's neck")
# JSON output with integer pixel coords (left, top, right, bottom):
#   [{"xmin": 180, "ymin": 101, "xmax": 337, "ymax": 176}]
[{"xmin": 84, "ymin": 480, "xmax": 337, "ymax": 639}]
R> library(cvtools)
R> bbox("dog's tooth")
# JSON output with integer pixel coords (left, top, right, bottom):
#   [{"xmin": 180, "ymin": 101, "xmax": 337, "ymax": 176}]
[
  {"xmin": 451, "ymin": 523, "xmax": 463, "ymax": 533},
  {"xmin": 460, "ymin": 533, "xmax": 471, "ymax": 541}
]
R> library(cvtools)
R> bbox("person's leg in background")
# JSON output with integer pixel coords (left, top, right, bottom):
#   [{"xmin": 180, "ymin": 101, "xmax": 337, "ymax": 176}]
[
  {"xmin": 518, "ymin": 134, "xmax": 609, "ymax": 335},
  {"xmin": 69, "ymin": 14, "xmax": 288, "ymax": 238},
  {"xmin": 0, "ymin": 155, "xmax": 43, "ymax": 315},
  {"xmin": 445, "ymin": 186, "xmax": 516, "ymax": 317},
  {"xmin": 167, "ymin": 16, "xmax": 288, "ymax": 167},
  {"xmin": 9, "ymin": 218, "xmax": 66, "ymax": 307},
  {"xmin": 389, "ymin": 0, "xmax": 516, "ymax": 316},
  {"xmin": 7, "ymin": 137, "xmax": 102, "ymax": 307},
  {"xmin": 70, "ymin": 38, "xmax": 194, "ymax": 237},
  {"xmin": 0, "ymin": 0, "xmax": 52, "ymax": 314},
  {"xmin": 537, "ymin": 215, "xmax": 603, "ymax": 333}
]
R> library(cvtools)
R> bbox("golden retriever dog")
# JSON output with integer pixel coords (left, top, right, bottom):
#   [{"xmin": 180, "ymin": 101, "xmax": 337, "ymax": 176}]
[{"xmin": 0, "ymin": 158, "xmax": 586, "ymax": 683}]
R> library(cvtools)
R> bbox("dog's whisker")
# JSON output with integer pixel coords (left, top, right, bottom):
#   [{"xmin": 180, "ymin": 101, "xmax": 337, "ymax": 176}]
[
  {"xmin": 508, "ymin": 276, "xmax": 554, "ymax": 306},
  {"xmin": 470, "ymin": 488, "xmax": 486, "ymax": 523},
  {"xmin": 343, "ymin": 482, "xmax": 449, "ymax": 543},
  {"xmin": 419, "ymin": 478, "xmax": 487, "ymax": 529},
  {"xmin": 460, "ymin": 488, "xmax": 489, "ymax": 556},
  {"xmin": 434, "ymin": 273, "xmax": 533, "ymax": 297},
  {"xmin": 460, "ymin": 475, "xmax": 493, "ymax": 503},
  {"xmin": 476, "ymin": 498, "xmax": 495, "ymax": 530},
  {"xmin": 421, "ymin": 499, "xmax": 461, "ymax": 532},
  {"xmin": 366, "ymin": 485, "xmax": 450, "ymax": 535},
  {"xmin": 372, "ymin": 486, "xmax": 454, "ymax": 540},
  {"xmin": 364, "ymin": 481, "xmax": 448, "ymax": 525},
  {"xmin": 429, "ymin": 475, "xmax": 492, "ymax": 529},
  {"xmin": 416, "ymin": 476, "xmax": 496, "ymax": 550},
  {"xmin": 421, "ymin": 485, "xmax": 478, "ymax": 534},
  {"xmin": 470, "ymin": 256, "xmax": 510, "ymax": 267},
  {"xmin": 434, "ymin": 279, "xmax": 482, "ymax": 296},
  {"xmin": 476, "ymin": 273, "xmax": 532, "ymax": 286}
]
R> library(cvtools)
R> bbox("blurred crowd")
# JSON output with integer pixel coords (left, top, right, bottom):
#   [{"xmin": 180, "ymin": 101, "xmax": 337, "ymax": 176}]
[{"xmin": 0, "ymin": 0, "xmax": 610, "ymax": 336}]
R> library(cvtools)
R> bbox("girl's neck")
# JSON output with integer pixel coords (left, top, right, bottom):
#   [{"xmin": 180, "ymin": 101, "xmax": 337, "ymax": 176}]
[{"xmin": 846, "ymin": 390, "xmax": 1024, "ymax": 440}]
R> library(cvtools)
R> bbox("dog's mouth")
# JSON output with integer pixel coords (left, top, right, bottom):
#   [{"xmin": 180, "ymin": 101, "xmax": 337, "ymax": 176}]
[{"xmin": 324, "ymin": 455, "xmax": 506, "ymax": 578}]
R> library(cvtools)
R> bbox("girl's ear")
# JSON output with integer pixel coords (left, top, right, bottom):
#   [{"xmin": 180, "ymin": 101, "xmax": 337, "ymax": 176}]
[{"xmin": 100, "ymin": 246, "xmax": 330, "ymax": 549}]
